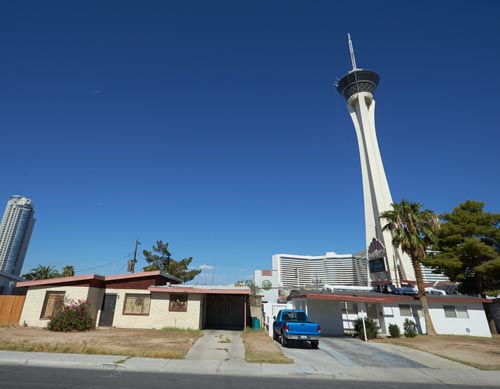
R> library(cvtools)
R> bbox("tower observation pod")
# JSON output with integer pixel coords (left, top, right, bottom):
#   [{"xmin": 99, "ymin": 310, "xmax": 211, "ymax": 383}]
[{"xmin": 336, "ymin": 34, "xmax": 415, "ymax": 285}]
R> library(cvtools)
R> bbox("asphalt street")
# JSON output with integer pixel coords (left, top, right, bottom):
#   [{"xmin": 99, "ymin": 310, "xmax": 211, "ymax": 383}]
[{"xmin": 0, "ymin": 365, "xmax": 494, "ymax": 389}]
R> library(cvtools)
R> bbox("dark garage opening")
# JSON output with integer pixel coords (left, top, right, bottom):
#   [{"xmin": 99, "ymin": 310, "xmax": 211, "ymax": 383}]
[{"xmin": 204, "ymin": 294, "xmax": 246, "ymax": 330}]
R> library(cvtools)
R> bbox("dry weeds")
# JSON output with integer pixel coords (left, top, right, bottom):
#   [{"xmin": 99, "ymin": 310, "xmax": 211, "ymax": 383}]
[
  {"xmin": 0, "ymin": 327, "xmax": 203, "ymax": 359},
  {"xmin": 241, "ymin": 329, "xmax": 293, "ymax": 364},
  {"xmin": 374, "ymin": 334, "xmax": 500, "ymax": 370}
]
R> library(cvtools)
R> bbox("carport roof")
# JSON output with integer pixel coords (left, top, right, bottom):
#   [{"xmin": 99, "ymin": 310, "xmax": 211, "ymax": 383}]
[{"xmin": 288, "ymin": 290, "xmax": 491, "ymax": 303}]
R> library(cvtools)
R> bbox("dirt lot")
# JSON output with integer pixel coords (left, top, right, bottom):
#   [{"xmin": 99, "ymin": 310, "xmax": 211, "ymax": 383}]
[
  {"xmin": 0, "ymin": 327, "xmax": 203, "ymax": 359},
  {"xmin": 374, "ymin": 335, "xmax": 500, "ymax": 370},
  {"xmin": 241, "ymin": 330, "xmax": 292, "ymax": 364}
]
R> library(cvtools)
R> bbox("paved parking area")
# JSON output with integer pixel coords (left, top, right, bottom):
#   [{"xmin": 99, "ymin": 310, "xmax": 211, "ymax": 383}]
[{"xmin": 279, "ymin": 337, "xmax": 426, "ymax": 369}]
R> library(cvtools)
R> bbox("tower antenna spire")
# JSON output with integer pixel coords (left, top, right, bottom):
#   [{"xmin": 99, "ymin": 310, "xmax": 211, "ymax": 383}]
[{"xmin": 348, "ymin": 33, "xmax": 357, "ymax": 71}]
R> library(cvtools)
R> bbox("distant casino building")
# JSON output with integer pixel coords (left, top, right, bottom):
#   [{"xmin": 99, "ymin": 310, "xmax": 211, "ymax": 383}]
[
  {"xmin": 0, "ymin": 195, "xmax": 36, "ymax": 276},
  {"xmin": 272, "ymin": 252, "xmax": 369, "ymax": 289}
]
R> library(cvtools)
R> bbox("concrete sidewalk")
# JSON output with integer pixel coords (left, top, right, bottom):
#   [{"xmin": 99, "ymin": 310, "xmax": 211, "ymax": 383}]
[{"xmin": 0, "ymin": 330, "xmax": 499, "ymax": 386}]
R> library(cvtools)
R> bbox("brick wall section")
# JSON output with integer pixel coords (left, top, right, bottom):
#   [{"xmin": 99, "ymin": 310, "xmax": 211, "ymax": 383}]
[
  {"xmin": 20, "ymin": 285, "xmax": 203, "ymax": 330},
  {"xmin": 98, "ymin": 289, "xmax": 201, "ymax": 329},
  {"xmin": 19, "ymin": 286, "xmax": 93, "ymax": 327}
]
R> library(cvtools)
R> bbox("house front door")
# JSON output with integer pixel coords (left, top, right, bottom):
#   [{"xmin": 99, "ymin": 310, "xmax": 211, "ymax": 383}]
[{"xmin": 98, "ymin": 294, "xmax": 117, "ymax": 327}]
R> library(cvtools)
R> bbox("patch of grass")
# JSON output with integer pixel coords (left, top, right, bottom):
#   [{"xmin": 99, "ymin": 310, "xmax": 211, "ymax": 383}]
[
  {"xmin": 114, "ymin": 356, "xmax": 131, "ymax": 364},
  {"xmin": 160, "ymin": 327, "xmax": 203, "ymax": 334},
  {"xmin": 0, "ymin": 339, "xmax": 188, "ymax": 359},
  {"xmin": 241, "ymin": 330, "xmax": 293, "ymax": 364}
]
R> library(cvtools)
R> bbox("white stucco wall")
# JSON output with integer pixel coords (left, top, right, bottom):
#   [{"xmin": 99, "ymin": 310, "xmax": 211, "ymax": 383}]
[
  {"xmin": 19, "ymin": 286, "xmax": 92, "ymax": 327},
  {"xmin": 380, "ymin": 303, "xmax": 427, "ymax": 335},
  {"xmin": 429, "ymin": 301, "xmax": 491, "ymax": 337},
  {"xmin": 293, "ymin": 298, "xmax": 344, "ymax": 336},
  {"xmin": 381, "ymin": 301, "xmax": 491, "ymax": 338}
]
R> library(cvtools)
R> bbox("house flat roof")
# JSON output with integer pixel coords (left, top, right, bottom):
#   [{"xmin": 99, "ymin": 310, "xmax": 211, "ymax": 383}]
[
  {"xmin": 16, "ymin": 270, "xmax": 181, "ymax": 288},
  {"xmin": 149, "ymin": 284, "xmax": 250, "ymax": 295}
]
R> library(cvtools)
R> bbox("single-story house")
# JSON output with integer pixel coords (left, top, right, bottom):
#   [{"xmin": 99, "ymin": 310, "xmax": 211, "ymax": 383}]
[
  {"xmin": 287, "ymin": 289, "xmax": 492, "ymax": 338},
  {"xmin": 17, "ymin": 271, "xmax": 250, "ymax": 330}
]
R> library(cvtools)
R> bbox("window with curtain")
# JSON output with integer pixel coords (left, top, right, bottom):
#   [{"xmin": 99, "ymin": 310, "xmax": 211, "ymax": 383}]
[
  {"xmin": 40, "ymin": 291, "xmax": 65, "ymax": 319},
  {"xmin": 123, "ymin": 294, "xmax": 151, "ymax": 315},
  {"xmin": 169, "ymin": 294, "xmax": 188, "ymax": 312}
]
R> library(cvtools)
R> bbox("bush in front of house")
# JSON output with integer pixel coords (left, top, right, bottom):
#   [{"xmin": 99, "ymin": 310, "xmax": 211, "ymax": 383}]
[
  {"xmin": 388, "ymin": 323, "xmax": 401, "ymax": 338},
  {"xmin": 354, "ymin": 317, "xmax": 378, "ymax": 340},
  {"xmin": 48, "ymin": 299, "xmax": 94, "ymax": 332},
  {"xmin": 403, "ymin": 319, "xmax": 418, "ymax": 338}
]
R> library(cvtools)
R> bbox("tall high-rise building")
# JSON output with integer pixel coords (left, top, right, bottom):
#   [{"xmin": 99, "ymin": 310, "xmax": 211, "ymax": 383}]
[
  {"xmin": 336, "ymin": 35, "xmax": 415, "ymax": 285},
  {"xmin": 0, "ymin": 195, "xmax": 36, "ymax": 276}
]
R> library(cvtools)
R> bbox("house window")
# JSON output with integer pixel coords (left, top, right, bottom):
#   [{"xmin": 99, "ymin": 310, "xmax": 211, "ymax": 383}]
[
  {"xmin": 342, "ymin": 302, "xmax": 358, "ymax": 315},
  {"xmin": 411, "ymin": 306, "xmax": 423, "ymax": 317},
  {"xmin": 123, "ymin": 294, "xmax": 151, "ymax": 315},
  {"xmin": 444, "ymin": 305, "xmax": 469, "ymax": 318},
  {"xmin": 399, "ymin": 304, "xmax": 412, "ymax": 317},
  {"xmin": 399, "ymin": 304, "xmax": 423, "ymax": 317},
  {"xmin": 169, "ymin": 294, "xmax": 188, "ymax": 312},
  {"xmin": 456, "ymin": 306, "xmax": 469, "ymax": 318},
  {"xmin": 40, "ymin": 291, "xmax": 65, "ymax": 319}
]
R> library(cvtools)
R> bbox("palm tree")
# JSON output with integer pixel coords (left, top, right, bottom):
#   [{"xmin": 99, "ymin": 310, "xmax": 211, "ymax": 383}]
[
  {"xmin": 24, "ymin": 265, "xmax": 60, "ymax": 280},
  {"xmin": 380, "ymin": 199, "xmax": 439, "ymax": 335},
  {"xmin": 61, "ymin": 265, "xmax": 75, "ymax": 277}
]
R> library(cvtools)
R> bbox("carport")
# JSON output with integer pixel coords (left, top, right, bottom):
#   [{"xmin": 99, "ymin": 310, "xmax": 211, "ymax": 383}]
[
  {"xmin": 288, "ymin": 290, "xmax": 403, "ymax": 336},
  {"xmin": 148, "ymin": 284, "xmax": 250, "ymax": 331},
  {"xmin": 204, "ymin": 294, "xmax": 247, "ymax": 330}
]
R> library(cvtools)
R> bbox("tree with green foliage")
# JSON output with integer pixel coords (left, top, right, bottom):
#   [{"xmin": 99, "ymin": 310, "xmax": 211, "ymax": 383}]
[
  {"xmin": 61, "ymin": 265, "xmax": 75, "ymax": 277},
  {"xmin": 235, "ymin": 280, "xmax": 261, "ymax": 295},
  {"xmin": 23, "ymin": 265, "xmax": 60, "ymax": 280},
  {"xmin": 142, "ymin": 240, "xmax": 201, "ymax": 282},
  {"xmin": 380, "ymin": 199, "xmax": 440, "ymax": 335},
  {"xmin": 425, "ymin": 200, "xmax": 500, "ymax": 297}
]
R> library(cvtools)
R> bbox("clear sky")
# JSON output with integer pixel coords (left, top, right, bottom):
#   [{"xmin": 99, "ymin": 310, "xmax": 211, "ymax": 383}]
[{"xmin": 1, "ymin": 1, "xmax": 499, "ymax": 284}]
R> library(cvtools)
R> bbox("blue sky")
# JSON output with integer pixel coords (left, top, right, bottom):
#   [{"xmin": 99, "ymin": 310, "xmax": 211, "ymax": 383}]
[{"xmin": 1, "ymin": 1, "xmax": 499, "ymax": 284}]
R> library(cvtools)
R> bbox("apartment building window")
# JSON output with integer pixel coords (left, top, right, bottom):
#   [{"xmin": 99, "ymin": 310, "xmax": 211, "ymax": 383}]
[
  {"xmin": 443, "ymin": 305, "xmax": 469, "ymax": 318},
  {"xmin": 123, "ymin": 294, "xmax": 151, "ymax": 315},
  {"xmin": 169, "ymin": 294, "xmax": 188, "ymax": 312},
  {"xmin": 40, "ymin": 291, "xmax": 65, "ymax": 319}
]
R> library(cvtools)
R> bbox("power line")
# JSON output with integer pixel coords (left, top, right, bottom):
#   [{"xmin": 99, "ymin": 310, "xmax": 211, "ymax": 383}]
[{"xmin": 75, "ymin": 254, "xmax": 132, "ymax": 274}]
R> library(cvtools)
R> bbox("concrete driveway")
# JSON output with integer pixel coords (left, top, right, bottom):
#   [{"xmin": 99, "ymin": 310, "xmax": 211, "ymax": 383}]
[{"xmin": 278, "ymin": 337, "xmax": 426, "ymax": 369}]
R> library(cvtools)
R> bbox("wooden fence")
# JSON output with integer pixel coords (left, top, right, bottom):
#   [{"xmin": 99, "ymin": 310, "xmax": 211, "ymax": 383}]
[{"xmin": 0, "ymin": 295, "xmax": 25, "ymax": 325}]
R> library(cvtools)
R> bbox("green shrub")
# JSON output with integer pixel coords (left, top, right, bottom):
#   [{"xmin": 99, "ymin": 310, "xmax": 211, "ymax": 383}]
[
  {"xmin": 354, "ymin": 317, "xmax": 378, "ymax": 340},
  {"xmin": 48, "ymin": 299, "xmax": 94, "ymax": 332},
  {"xmin": 403, "ymin": 319, "xmax": 418, "ymax": 338},
  {"xmin": 388, "ymin": 323, "xmax": 401, "ymax": 338}
]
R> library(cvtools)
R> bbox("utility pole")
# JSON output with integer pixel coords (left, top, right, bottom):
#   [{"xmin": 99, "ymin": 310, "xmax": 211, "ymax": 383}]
[{"xmin": 128, "ymin": 239, "xmax": 141, "ymax": 273}]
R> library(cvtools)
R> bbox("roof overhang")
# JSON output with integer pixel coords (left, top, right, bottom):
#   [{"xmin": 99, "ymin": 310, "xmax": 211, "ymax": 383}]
[
  {"xmin": 149, "ymin": 286, "xmax": 251, "ymax": 295},
  {"xmin": 16, "ymin": 270, "xmax": 182, "ymax": 288},
  {"xmin": 289, "ymin": 292, "xmax": 491, "ymax": 304}
]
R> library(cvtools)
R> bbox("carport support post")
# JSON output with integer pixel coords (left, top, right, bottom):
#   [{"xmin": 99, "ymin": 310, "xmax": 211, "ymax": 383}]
[
  {"xmin": 361, "ymin": 303, "xmax": 368, "ymax": 342},
  {"xmin": 243, "ymin": 296, "xmax": 247, "ymax": 331}
]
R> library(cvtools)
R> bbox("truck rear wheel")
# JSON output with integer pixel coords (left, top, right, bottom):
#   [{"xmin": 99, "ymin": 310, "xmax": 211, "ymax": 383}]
[
  {"xmin": 311, "ymin": 340, "xmax": 319, "ymax": 349},
  {"xmin": 281, "ymin": 332, "xmax": 288, "ymax": 347}
]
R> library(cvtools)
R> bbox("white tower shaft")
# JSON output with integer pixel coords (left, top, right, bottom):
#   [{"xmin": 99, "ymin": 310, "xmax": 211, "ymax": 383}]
[{"xmin": 346, "ymin": 91, "xmax": 415, "ymax": 283}]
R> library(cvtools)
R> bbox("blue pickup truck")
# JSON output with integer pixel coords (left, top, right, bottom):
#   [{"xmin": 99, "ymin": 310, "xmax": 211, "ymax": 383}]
[{"xmin": 272, "ymin": 309, "xmax": 321, "ymax": 348}]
